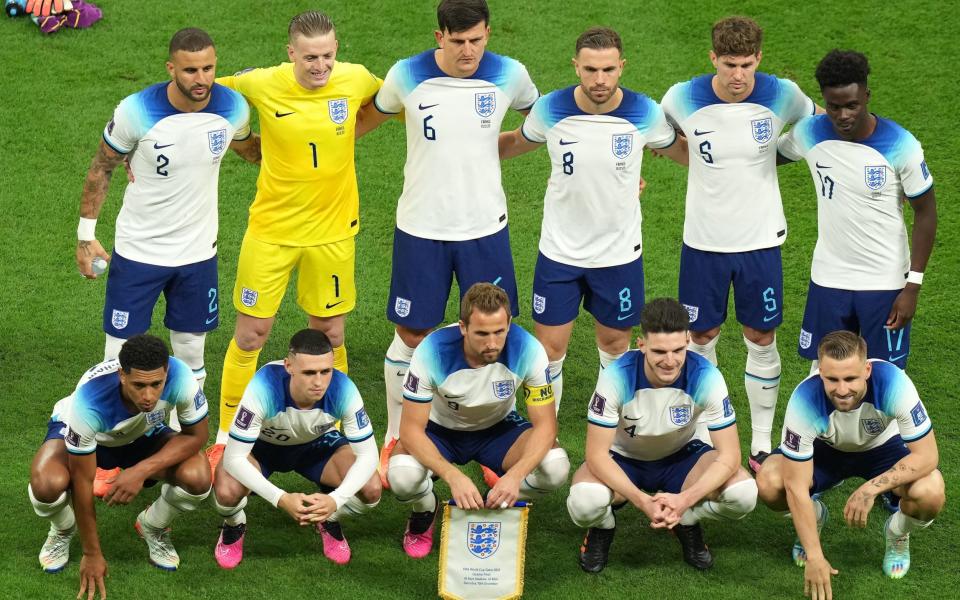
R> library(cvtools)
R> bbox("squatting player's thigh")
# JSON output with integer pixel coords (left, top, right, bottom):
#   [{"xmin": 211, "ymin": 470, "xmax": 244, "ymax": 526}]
[
  {"xmin": 452, "ymin": 226, "xmax": 519, "ymax": 317},
  {"xmin": 163, "ymin": 255, "xmax": 219, "ymax": 333},
  {"xmin": 102, "ymin": 252, "xmax": 171, "ymax": 337},
  {"xmin": 531, "ymin": 252, "xmax": 586, "ymax": 326},
  {"xmin": 387, "ymin": 228, "xmax": 455, "ymax": 330},
  {"xmin": 797, "ymin": 281, "xmax": 855, "ymax": 361},
  {"xmin": 477, "ymin": 411, "xmax": 534, "ymax": 475},
  {"xmin": 296, "ymin": 236, "xmax": 356, "ymax": 318},
  {"xmin": 854, "ymin": 289, "xmax": 912, "ymax": 368},
  {"xmin": 294, "ymin": 431, "xmax": 351, "ymax": 486},
  {"xmin": 232, "ymin": 232, "xmax": 300, "ymax": 318},
  {"xmin": 678, "ymin": 244, "xmax": 734, "ymax": 332},
  {"xmin": 731, "ymin": 246, "xmax": 783, "ymax": 330},
  {"xmin": 582, "ymin": 255, "xmax": 645, "ymax": 328}
]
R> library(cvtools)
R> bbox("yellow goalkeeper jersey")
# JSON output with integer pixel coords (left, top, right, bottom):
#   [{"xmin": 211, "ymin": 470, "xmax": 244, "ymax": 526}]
[{"xmin": 219, "ymin": 61, "xmax": 381, "ymax": 246}]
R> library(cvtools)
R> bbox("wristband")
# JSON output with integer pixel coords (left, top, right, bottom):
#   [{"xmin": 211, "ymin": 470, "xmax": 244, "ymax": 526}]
[
  {"xmin": 78, "ymin": 217, "xmax": 97, "ymax": 241},
  {"xmin": 906, "ymin": 271, "xmax": 924, "ymax": 285}
]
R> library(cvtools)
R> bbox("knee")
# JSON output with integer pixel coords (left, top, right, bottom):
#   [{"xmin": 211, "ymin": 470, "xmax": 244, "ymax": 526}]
[
  {"xmin": 691, "ymin": 328, "xmax": 720, "ymax": 346},
  {"xmin": 175, "ymin": 457, "xmax": 212, "ymax": 495},
  {"xmin": 905, "ymin": 471, "xmax": 946, "ymax": 516},
  {"xmin": 234, "ymin": 319, "xmax": 271, "ymax": 351},
  {"xmin": 718, "ymin": 478, "xmax": 758, "ymax": 518},
  {"xmin": 358, "ymin": 476, "xmax": 383, "ymax": 504},
  {"xmin": 213, "ymin": 478, "xmax": 247, "ymax": 507},
  {"xmin": 755, "ymin": 465, "xmax": 785, "ymax": 507},
  {"xmin": 396, "ymin": 326, "xmax": 429, "ymax": 348},
  {"xmin": 387, "ymin": 454, "xmax": 429, "ymax": 499},
  {"xmin": 744, "ymin": 327, "xmax": 776, "ymax": 347},
  {"xmin": 534, "ymin": 447, "xmax": 571, "ymax": 491},
  {"xmin": 30, "ymin": 471, "xmax": 70, "ymax": 503},
  {"xmin": 566, "ymin": 482, "xmax": 613, "ymax": 527}
]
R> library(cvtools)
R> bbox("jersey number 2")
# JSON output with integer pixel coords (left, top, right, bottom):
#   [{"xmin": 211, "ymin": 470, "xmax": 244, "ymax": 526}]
[{"xmin": 156, "ymin": 154, "xmax": 169, "ymax": 176}]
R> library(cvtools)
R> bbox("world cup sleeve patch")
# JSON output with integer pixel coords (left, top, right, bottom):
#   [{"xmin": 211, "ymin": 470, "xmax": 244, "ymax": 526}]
[
  {"xmin": 784, "ymin": 428, "xmax": 801, "ymax": 453},
  {"xmin": 910, "ymin": 402, "xmax": 928, "ymax": 427},
  {"xmin": 589, "ymin": 392, "xmax": 606, "ymax": 416},
  {"xmin": 235, "ymin": 407, "xmax": 254, "ymax": 430},
  {"xmin": 65, "ymin": 427, "xmax": 80, "ymax": 447},
  {"xmin": 404, "ymin": 373, "xmax": 420, "ymax": 394},
  {"xmin": 355, "ymin": 408, "xmax": 370, "ymax": 429},
  {"xmin": 194, "ymin": 389, "xmax": 207, "ymax": 410}
]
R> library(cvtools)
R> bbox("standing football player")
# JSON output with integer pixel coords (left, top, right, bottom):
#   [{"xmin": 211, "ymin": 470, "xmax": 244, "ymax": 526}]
[
  {"xmin": 660, "ymin": 16, "xmax": 818, "ymax": 471},
  {"xmin": 777, "ymin": 49, "xmax": 936, "ymax": 371},
  {"xmin": 499, "ymin": 26, "xmax": 686, "ymax": 409}
]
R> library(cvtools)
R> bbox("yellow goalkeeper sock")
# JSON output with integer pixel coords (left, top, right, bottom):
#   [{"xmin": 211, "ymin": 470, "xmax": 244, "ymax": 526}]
[
  {"xmin": 333, "ymin": 344, "xmax": 348, "ymax": 374},
  {"xmin": 219, "ymin": 339, "xmax": 261, "ymax": 434}
]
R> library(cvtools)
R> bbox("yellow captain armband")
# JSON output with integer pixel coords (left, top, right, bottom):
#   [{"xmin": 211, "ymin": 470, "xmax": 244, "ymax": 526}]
[{"xmin": 523, "ymin": 383, "xmax": 555, "ymax": 406}]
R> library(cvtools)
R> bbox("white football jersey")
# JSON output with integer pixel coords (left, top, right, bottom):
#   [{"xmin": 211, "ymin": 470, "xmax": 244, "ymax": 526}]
[
  {"xmin": 375, "ymin": 50, "xmax": 539, "ymax": 241},
  {"xmin": 661, "ymin": 73, "xmax": 814, "ymax": 252},
  {"xmin": 587, "ymin": 351, "xmax": 735, "ymax": 461},
  {"xmin": 779, "ymin": 360, "xmax": 931, "ymax": 459},
  {"xmin": 103, "ymin": 82, "xmax": 250, "ymax": 266},
  {"xmin": 228, "ymin": 361, "xmax": 373, "ymax": 447},
  {"xmin": 403, "ymin": 323, "xmax": 554, "ymax": 431},
  {"xmin": 56, "ymin": 357, "xmax": 207, "ymax": 453},
  {"xmin": 778, "ymin": 115, "xmax": 933, "ymax": 290},
  {"xmin": 522, "ymin": 86, "xmax": 676, "ymax": 267}
]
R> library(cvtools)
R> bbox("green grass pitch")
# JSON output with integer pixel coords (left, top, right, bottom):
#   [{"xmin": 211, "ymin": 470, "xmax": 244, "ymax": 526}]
[{"xmin": 0, "ymin": 1, "xmax": 957, "ymax": 598}]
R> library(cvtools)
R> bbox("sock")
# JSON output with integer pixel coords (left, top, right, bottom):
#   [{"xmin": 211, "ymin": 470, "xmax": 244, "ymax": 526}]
[
  {"xmin": 598, "ymin": 348, "xmax": 624, "ymax": 370},
  {"xmin": 687, "ymin": 478, "xmax": 758, "ymax": 523},
  {"xmin": 104, "ymin": 334, "xmax": 126, "ymax": 361},
  {"xmin": 548, "ymin": 356, "xmax": 564, "ymax": 412},
  {"xmin": 519, "ymin": 448, "xmax": 570, "ymax": 499},
  {"xmin": 887, "ymin": 510, "xmax": 933, "ymax": 537},
  {"xmin": 384, "ymin": 331, "xmax": 415, "ymax": 443},
  {"xmin": 744, "ymin": 335, "xmax": 781, "ymax": 455},
  {"xmin": 332, "ymin": 344, "xmax": 348, "ymax": 374},
  {"xmin": 144, "ymin": 484, "xmax": 210, "ymax": 529},
  {"xmin": 219, "ymin": 338, "xmax": 261, "ymax": 436},
  {"xmin": 170, "ymin": 331, "xmax": 207, "ymax": 390},
  {"xmin": 328, "ymin": 496, "xmax": 380, "ymax": 522},
  {"xmin": 29, "ymin": 486, "xmax": 76, "ymax": 531},
  {"xmin": 809, "ymin": 360, "xmax": 820, "ymax": 376},
  {"xmin": 212, "ymin": 494, "xmax": 248, "ymax": 526},
  {"xmin": 688, "ymin": 333, "xmax": 719, "ymax": 366}
]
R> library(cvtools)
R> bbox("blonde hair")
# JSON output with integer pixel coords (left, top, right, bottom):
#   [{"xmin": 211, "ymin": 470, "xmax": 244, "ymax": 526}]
[
  {"xmin": 817, "ymin": 330, "xmax": 867, "ymax": 362},
  {"xmin": 288, "ymin": 11, "xmax": 335, "ymax": 43},
  {"xmin": 460, "ymin": 283, "xmax": 510, "ymax": 325}
]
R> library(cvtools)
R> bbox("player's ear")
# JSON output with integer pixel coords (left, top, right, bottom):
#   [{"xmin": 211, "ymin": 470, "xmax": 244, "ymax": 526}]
[
  {"xmin": 709, "ymin": 50, "xmax": 718, "ymax": 69},
  {"xmin": 165, "ymin": 60, "xmax": 175, "ymax": 79},
  {"xmin": 755, "ymin": 50, "xmax": 763, "ymax": 66},
  {"xmin": 863, "ymin": 359, "xmax": 872, "ymax": 380},
  {"xmin": 286, "ymin": 44, "xmax": 296, "ymax": 62},
  {"xmin": 434, "ymin": 29, "xmax": 444, "ymax": 47},
  {"xmin": 458, "ymin": 320, "xmax": 468, "ymax": 336}
]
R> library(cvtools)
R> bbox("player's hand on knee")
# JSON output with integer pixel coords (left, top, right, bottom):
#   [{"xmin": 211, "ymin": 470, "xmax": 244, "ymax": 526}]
[
  {"xmin": 448, "ymin": 471, "xmax": 484, "ymax": 510},
  {"xmin": 103, "ymin": 470, "xmax": 145, "ymax": 506},
  {"xmin": 843, "ymin": 487, "xmax": 875, "ymax": 528},
  {"xmin": 485, "ymin": 472, "xmax": 520, "ymax": 509},
  {"xmin": 803, "ymin": 556, "xmax": 837, "ymax": 600},
  {"xmin": 301, "ymin": 493, "xmax": 337, "ymax": 524},
  {"xmin": 278, "ymin": 492, "xmax": 313, "ymax": 523},
  {"xmin": 78, "ymin": 553, "xmax": 108, "ymax": 600}
]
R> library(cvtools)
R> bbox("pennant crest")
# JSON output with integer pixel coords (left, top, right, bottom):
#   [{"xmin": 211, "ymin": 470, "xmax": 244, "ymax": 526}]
[{"xmin": 467, "ymin": 521, "xmax": 501, "ymax": 559}]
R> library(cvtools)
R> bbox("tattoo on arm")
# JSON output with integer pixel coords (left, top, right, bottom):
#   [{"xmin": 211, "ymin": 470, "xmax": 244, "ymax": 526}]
[{"xmin": 80, "ymin": 143, "xmax": 125, "ymax": 218}]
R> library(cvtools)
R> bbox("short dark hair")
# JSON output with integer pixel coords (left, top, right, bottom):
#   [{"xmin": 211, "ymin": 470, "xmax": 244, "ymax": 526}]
[
  {"xmin": 815, "ymin": 49, "xmax": 870, "ymax": 89},
  {"xmin": 118, "ymin": 335, "xmax": 169, "ymax": 373},
  {"xmin": 575, "ymin": 27, "xmax": 622, "ymax": 55},
  {"xmin": 289, "ymin": 329, "xmax": 333, "ymax": 356},
  {"xmin": 288, "ymin": 10, "xmax": 335, "ymax": 43},
  {"xmin": 640, "ymin": 298, "xmax": 690, "ymax": 335},
  {"xmin": 437, "ymin": 0, "xmax": 489, "ymax": 33},
  {"xmin": 460, "ymin": 282, "xmax": 510, "ymax": 325},
  {"xmin": 169, "ymin": 28, "xmax": 215, "ymax": 56},
  {"xmin": 711, "ymin": 16, "xmax": 762, "ymax": 56},
  {"xmin": 818, "ymin": 330, "xmax": 867, "ymax": 362}
]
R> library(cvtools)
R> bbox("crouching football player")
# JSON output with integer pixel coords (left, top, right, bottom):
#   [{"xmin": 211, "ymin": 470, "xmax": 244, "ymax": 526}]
[
  {"xmin": 756, "ymin": 331, "xmax": 944, "ymax": 598},
  {"xmin": 29, "ymin": 335, "xmax": 211, "ymax": 598},
  {"xmin": 566, "ymin": 298, "xmax": 757, "ymax": 573},
  {"xmin": 212, "ymin": 329, "xmax": 380, "ymax": 567},
  {"xmin": 387, "ymin": 283, "xmax": 571, "ymax": 558}
]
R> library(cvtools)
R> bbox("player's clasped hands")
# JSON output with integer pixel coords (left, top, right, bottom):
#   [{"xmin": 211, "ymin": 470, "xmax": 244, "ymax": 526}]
[
  {"xmin": 299, "ymin": 493, "xmax": 338, "ymax": 525},
  {"xmin": 278, "ymin": 492, "xmax": 324, "ymax": 524},
  {"xmin": 77, "ymin": 553, "xmax": 107, "ymax": 600},
  {"xmin": 804, "ymin": 556, "xmax": 839, "ymax": 600}
]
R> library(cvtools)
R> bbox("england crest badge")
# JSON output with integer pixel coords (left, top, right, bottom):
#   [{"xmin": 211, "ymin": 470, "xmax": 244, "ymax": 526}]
[
  {"xmin": 751, "ymin": 118, "xmax": 773, "ymax": 143},
  {"xmin": 208, "ymin": 128, "xmax": 227, "ymax": 155},
  {"xmin": 799, "ymin": 328, "xmax": 813, "ymax": 350},
  {"xmin": 240, "ymin": 287, "xmax": 258, "ymax": 307},
  {"xmin": 532, "ymin": 293, "xmax": 546, "ymax": 315},
  {"xmin": 612, "ymin": 133, "xmax": 633, "ymax": 159},
  {"xmin": 669, "ymin": 404, "xmax": 692, "ymax": 426},
  {"xmin": 111, "ymin": 309, "xmax": 129, "ymax": 330},
  {"xmin": 865, "ymin": 165, "xmax": 887, "ymax": 190},
  {"xmin": 467, "ymin": 521, "xmax": 501, "ymax": 559},
  {"xmin": 492, "ymin": 380, "xmax": 516, "ymax": 400},
  {"xmin": 475, "ymin": 92, "xmax": 496, "ymax": 117},
  {"xmin": 328, "ymin": 98, "xmax": 349, "ymax": 124},
  {"xmin": 145, "ymin": 410, "xmax": 165, "ymax": 428},
  {"xmin": 394, "ymin": 297, "xmax": 411, "ymax": 318},
  {"xmin": 682, "ymin": 303, "xmax": 699, "ymax": 324},
  {"xmin": 861, "ymin": 418, "xmax": 884, "ymax": 435}
]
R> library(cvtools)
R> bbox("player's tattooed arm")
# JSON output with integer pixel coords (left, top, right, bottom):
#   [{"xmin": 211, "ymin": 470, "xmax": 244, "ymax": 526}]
[
  {"xmin": 230, "ymin": 133, "xmax": 261, "ymax": 164},
  {"xmin": 80, "ymin": 140, "xmax": 125, "ymax": 219}
]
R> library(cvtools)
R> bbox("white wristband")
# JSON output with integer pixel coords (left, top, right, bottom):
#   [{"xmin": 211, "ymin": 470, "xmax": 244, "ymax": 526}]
[
  {"xmin": 78, "ymin": 217, "xmax": 97, "ymax": 241},
  {"xmin": 906, "ymin": 271, "xmax": 924, "ymax": 285}
]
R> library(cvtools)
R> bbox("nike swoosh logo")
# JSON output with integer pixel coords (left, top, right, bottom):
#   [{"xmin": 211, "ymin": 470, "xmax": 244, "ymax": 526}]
[
  {"xmin": 153, "ymin": 142, "xmax": 174, "ymax": 149},
  {"xmin": 205, "ymin": 316, "xmax": 217, "ymax": 325},
  {"xmin": 443, "ymin": 394, "xmax": 465, "ymax": 399},
  {"xmin": 888, "ymin": 353, "xmax": 907, "ymax": 363},
  {"xmin": 396, "ymin": 371, "xmax": 405, "ymax": 377},
  {"xmin": 617, "ymin": 313, "xmax": 635, "ymax": 321},
  {"xmin": 761, "ymin": 385, "xmax": 778, "ymax": 390},
  {"xmin": 693, "ymin": 129, "xmax": 714, "ymax": 136},
  {"xmin": 325, "ymin": 300, "xmax": 345, "ymax": 309},
  {"xmin": 763, "ymin": 313, "xmax": 781, "ymax": 322},
  {"xmin": 275, "ymin": 111, "xmax": 295, "ymax": 118},
  {"xmin": 559, "ymin": 139, "xmax": 578, "ymax": 146},
  {"xmin": 418, "ymin": 103, "xmax": 439, "ymax": 110},
  {"xmin": 815, "ymin": 162, "xmax": 831, "ymax": 169},
  {"xmin": 623, "ymin": 415, "xmax": 642, "ymax": 421}
]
